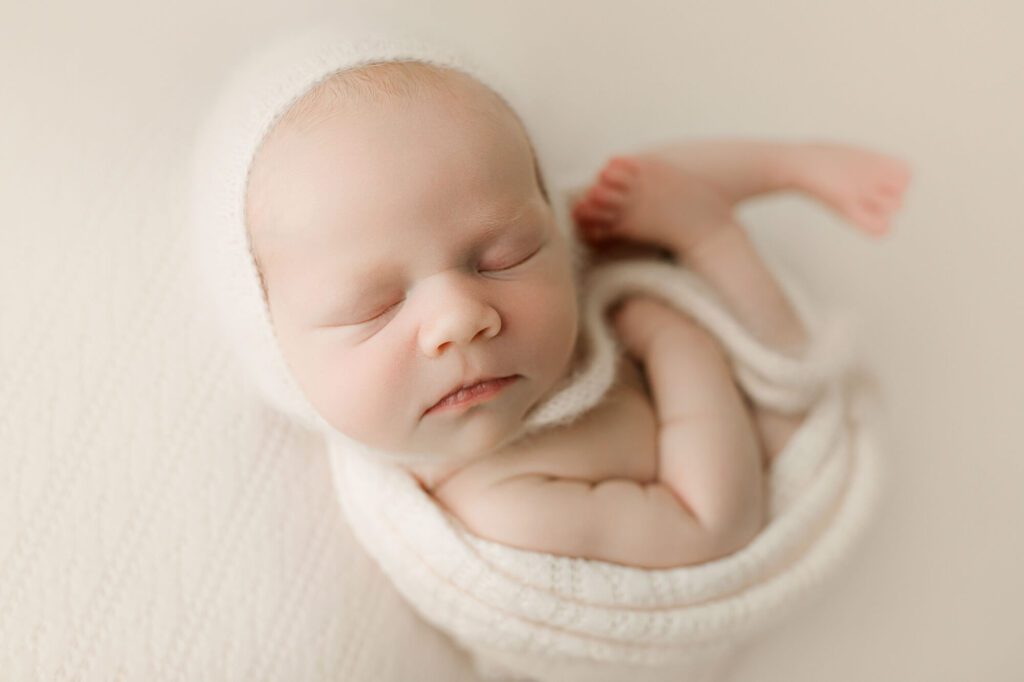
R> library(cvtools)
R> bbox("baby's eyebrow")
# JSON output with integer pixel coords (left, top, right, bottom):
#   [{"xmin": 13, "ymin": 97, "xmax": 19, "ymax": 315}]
[
  {"xmin": 359, "ymin": 205, "xmax": 536, "ymax": 274},
  {"xmin": 471, "ymin": 214, "xmax": 522, "ymax": 245},
  {"xmin": 476, "ymin": 203, "xmax": 529, "ymax": 229}
]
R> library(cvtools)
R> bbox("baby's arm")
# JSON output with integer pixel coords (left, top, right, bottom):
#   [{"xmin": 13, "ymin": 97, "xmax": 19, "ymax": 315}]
[
  {"xmin": 611, "ymin": 296, "xmax": 766, "ymax": 546},
  {"xmin": 435, "ymin": 305, "xmax": 765, "ymax": 569},
  {"xmin": 443, "ymin": 472, "xmax": 753, "ymax": 569}
]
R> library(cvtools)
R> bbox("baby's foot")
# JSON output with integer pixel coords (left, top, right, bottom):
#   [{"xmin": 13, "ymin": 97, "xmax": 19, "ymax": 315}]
[
  {"xmin": 571, "ymin": 156, "xmax": 737, "ymax": 257},
  {"xmin": 781, "ymin": 142, "xmax": 913, "ymax": 235}
]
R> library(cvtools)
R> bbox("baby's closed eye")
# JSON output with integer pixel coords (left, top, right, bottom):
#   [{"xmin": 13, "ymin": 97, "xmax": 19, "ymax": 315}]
[
  {"xmin": 478, "ymin": 241, "xmax": 543, "ymax": 273},
  {"xmin": 314, "ymin": 240, "xmax": 546, "ymax": 330}
]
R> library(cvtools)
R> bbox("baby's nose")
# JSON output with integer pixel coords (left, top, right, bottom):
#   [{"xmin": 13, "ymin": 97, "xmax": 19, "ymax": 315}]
[{"xmin": 418, "ymin": 288, "xmax": 501, "ymax": 358}]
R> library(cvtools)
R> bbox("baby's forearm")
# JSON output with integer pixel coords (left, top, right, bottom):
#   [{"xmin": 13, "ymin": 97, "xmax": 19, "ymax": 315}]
[{"xmin": 677, "ymin": 223, "xmax": 809, "ymax": 465}]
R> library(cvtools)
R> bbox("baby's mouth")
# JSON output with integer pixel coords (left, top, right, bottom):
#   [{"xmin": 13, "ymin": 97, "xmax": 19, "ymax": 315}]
[{"xmin": 424, "ymin": 375, "xmax": 520, "ymax": 416}]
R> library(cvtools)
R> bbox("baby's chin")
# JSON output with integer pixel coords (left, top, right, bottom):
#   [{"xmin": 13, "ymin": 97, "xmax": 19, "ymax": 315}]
[
  {"xmin": 379, "ymin": 422, "xmax": 526, "ymax": 489},
  {"xmin": 425, "ymin": 412, "xmax": 527, "ymax": 461},
  {"xmin": 329, "ymin": 405, "xmax": 524, "ymax": 465}
]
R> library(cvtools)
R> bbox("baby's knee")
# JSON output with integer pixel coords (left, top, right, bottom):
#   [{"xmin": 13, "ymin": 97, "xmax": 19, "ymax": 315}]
[
  {"xmin": 611, "ymin": 295, "xmax": 723, "ymax": 360},
  {"xmin": 654, "ymin": 307, "xmax": 725, "ymax": 361},
  {"xmin": 609, "ymin": 296, "xmax": 680, "ymax": 357}
]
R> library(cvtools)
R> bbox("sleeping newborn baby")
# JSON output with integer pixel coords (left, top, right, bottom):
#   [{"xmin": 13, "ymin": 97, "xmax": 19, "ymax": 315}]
[{"xmin": 244, "ymin": 59, "xmax": 910, "ymax": 569}]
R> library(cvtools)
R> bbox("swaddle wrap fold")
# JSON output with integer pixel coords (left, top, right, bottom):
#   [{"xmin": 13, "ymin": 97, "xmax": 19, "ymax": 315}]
[{"xmin": 188, "ymin": 21, "xmax": 884, "ymax": 682}]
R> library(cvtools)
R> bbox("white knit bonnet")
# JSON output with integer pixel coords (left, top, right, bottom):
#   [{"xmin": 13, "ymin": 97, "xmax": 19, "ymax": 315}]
[{"xmin": 187, "ymin": 20, "xmax": 621, "ymax": 459}]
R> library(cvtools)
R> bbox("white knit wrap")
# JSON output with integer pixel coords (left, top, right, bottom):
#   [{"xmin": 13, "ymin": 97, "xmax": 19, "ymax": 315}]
[{"xmin": 188, "ymin": 21, "xmax": 883, "ymax": 682}]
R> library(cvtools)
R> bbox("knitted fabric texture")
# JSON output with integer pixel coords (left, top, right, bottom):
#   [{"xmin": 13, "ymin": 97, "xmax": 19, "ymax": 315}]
[{"xmin": 188, "ymin": 21, "xmax": 883, "ymax": 682}]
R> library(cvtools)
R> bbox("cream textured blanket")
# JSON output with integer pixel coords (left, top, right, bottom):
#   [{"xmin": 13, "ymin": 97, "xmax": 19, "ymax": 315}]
[
  {"xmin": 327, "ymin": 258, "xmax": 881, "ymax": 682},
  {"xmin": 188, "ymin": 21, "xmax": 884, "ymax": 682}
]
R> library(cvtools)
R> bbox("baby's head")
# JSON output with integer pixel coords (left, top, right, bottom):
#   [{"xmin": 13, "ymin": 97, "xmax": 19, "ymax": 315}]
[{"xmin": 243, "ymin": 60, "xmax": 581, "ymax": 465}]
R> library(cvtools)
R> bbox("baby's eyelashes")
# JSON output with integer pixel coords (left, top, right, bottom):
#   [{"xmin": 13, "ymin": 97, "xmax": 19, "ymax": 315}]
[
  {"xmin": 311, "ymin": 241, "xmax": 547, "ymax": 330},
  {"xmin": 478, "ymin": 243, "xmax": 544, "ymax": 273},
  {"xmin": 311, "ymin": 300, "xmax": 401, "ymax": 330},
  {"xmin": 337, "ymin": 300, "xmax": 404, "ymax": 327}
]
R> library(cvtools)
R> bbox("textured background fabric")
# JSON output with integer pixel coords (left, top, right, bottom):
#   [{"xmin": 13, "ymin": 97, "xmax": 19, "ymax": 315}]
[{"xmin": 1, "ymin": 1, "xmax": 1022, "ymax": 680}]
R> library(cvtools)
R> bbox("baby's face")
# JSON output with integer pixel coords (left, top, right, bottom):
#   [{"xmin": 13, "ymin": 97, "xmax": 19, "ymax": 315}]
[{"xmin": 248, "ymin": 75, "xmax": 579, "ymax": 463}]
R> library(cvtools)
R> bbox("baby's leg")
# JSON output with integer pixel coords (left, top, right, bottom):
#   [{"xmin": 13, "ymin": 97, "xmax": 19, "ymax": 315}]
[
  {"xmin": 611, "ymin": 297, "xmax": 765, "ymax": 549},
  {"xmin": 682, "ymin": 225, "xmax": 809, "ymax": 463},
  {"xmin": 600, "ymin": 155, "xmax": 812, "ymax": 354},
  {"xmin": 635, "ymin": 139, "xmax": 793, "ymax": 205},
  {"xmin": 575, "ymin": 155, "xmax": 809, "ymax": 463},
  {"xmin": 573, "ymin": 140, "xmax": 910, "ymax": 462},
  {"xmin": 575, "ymin": 139, "xmax": 912, "ymax": 237}
]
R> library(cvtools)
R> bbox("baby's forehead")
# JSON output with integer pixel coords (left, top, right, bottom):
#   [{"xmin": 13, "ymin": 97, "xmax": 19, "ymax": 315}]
[
  {"xmin": 247, "ymin": 61, "xmax": 548, "ymax": 244},
  {"xmin": 277, "ymin": 60, "xmax": 510, "ymax": 140}
]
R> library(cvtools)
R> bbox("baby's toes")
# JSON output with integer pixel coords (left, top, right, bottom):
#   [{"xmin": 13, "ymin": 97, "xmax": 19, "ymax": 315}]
[
  {"xmin": 865, "ymin": 163, "xmax": 911, "ymax": 215},
  {"xmin": 870, "ymin": 184, "xmax": 904, "ymax": 212},
  {"xmin": 573, "ymin": 179, "xmax": 633, "ymax": 243},
  {"xmin": 850, "ymin": 176, "xmax": 902, "ymax": 215},
  {"xmin": 599, "ymin": 156, "xmax": 641, "ymax": 190},
  {"xmin": 574, "ymin": 217, "xmax": 616, "ymax": 246},
  {"xmin": 872, "ymin": 158, "xmax": 913, "ymax": 197},
  {"xmin": 887, "ymin": 157, "xmax": 913, "ymax": 188},
  {"xmin": 874, "ymin": 183, "xmax": 903, "ymax": 206},
  {"xmin": 585, "ymin": 181, "xmax": 629, "ymax": 213},
  {"xmin": 847, "ymin": 196, "xmax": 891, "ymax": 235},
  {"xmin": 573, "ymin": 197, "xmax": 617, "ymax": 223},
  {"xmin": 572, "ymin": 194, "xmax": 617, "ymax": 230}
]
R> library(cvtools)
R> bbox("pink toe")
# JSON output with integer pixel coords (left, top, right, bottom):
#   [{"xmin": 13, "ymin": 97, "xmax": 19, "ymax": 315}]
[
  {"xmin": 599, "ymin": 162, "xmax": 637, "ymax": 190},
  {"xmin": 878, "ymin": 191, "xmax": 903, "ymax": 211},
  {"xmin": 884, "ymin": 162, "xmax": 913, "ymax": 194},
  {"xmin": 575, "ymin": 217, "xmax": 613, "ymax": 243},
  {"xmin": 573, "ymin": 199, "xmax": 618, "ymax": 223},
  {"xmin": 588, "ymin": 183, "xmax": 627, "ymax": 209},
  {"xmin": 602, "ymin": 156, "xmax": 641, "ymax": 182},
  {"xmin": 855, "ymin": 198, "xmax": 890, "ymax": 234}
]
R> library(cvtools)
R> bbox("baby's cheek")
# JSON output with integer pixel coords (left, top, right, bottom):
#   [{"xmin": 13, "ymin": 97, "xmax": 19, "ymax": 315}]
[
  {"xmin": 520, "ymin": 277, "xmax": 578, "ymax": 363},
  {"xmin": 320, "ymin": 348, "xmax": 411, "ymax": 447}
]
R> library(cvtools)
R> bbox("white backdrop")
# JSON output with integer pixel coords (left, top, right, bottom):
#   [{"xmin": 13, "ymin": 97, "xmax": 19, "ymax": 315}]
[{"xmin": 1, "ymin": 1, "xmax": 1021, "ymax": 680}]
